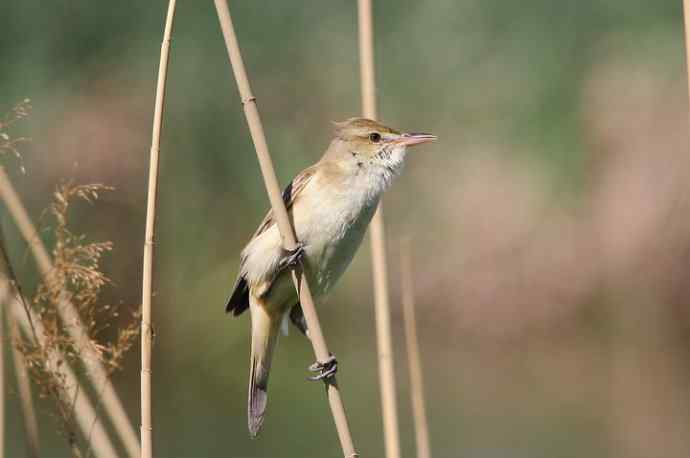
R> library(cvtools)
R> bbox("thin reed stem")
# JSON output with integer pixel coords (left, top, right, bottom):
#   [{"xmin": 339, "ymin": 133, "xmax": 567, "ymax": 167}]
[
  {"xmin": 400, "ymin": 239, "xmax": 431, "ymax": 458},
  {"xmin": 683, "ymin": 0, "xmax": 690, "ymax": 102},
  {"xmin": 357, "ymin": 2, "xmax": 401, "ymax": 458},
  {"xmin": 0, "ymin": 166, "xmax": 140, "ymax": 457},
  {"xmin": 0, "ymin": 230, "xmax": 39, "ymax": 458},
  {"xmin": 7, "ymin": 312, "xmax": 41, "ymax": 458},
  {"xmin": 4, "ymin": 281, "xmax": 118, "ymax": 458},
  {"xmin": 141, "ymin": 1, "xmax": 177, "ymax": 457},
  {"xmin": 0, "ymin": 287, "xmax": 4, "ymax": 458},
  {"xmin": 212, "ymin": 2, "xmax": 358, "ymax": 456}
]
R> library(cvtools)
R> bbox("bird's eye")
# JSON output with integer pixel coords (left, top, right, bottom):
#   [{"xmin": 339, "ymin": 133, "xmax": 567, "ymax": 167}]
[{"xmin": 369, "ymin": 132, "xmax": 381, "ymax": 143}]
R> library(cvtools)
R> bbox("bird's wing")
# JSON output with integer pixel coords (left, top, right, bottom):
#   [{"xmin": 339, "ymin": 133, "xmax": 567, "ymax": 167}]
[
  {"xmin": 225, "ymin": 166, "xmax": 316, "ymax": 315},
  {"xmin": 251, "ymin": 166, "xmax": 316, "ymax": 239}
]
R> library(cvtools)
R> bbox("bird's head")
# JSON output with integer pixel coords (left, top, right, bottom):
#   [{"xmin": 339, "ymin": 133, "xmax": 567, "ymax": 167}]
[{"xmin": 322, "ymin": 118, "xmax": 436, "ymax": 183}]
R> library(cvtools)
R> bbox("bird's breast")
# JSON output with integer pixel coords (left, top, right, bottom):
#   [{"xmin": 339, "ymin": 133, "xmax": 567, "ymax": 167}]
[{"xmin": 293, "ymin": 176, "xmax": 379, "ymax": 295}]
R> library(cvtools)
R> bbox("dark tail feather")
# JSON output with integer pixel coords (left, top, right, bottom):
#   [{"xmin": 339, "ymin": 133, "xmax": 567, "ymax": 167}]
[
  {"xmin": 248, "ymin": 309, "xmax": 279, "ymax": 437},
  {"xmin": 226, "ymin": 276, "xmax": 249, "ymax": 315}
]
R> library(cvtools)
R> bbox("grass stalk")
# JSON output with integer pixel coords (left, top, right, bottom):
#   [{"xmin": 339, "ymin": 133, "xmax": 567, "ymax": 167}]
[
  {"xmin": 0, "ymin": 286, "xmax": 4, "ymax": 458},
  {"xmin": 357, "ymin": 2, "xmax": 402, "ymax": 458},
  {"xmin": 0, "ymin": 166, "xmax": 140, "ymax": 457},
  {"xmin": 0, "ymin": 281, "xmax": 40, "ymax": 458},
  {"xmin": 400, "ymin": 239, "xmax": 431, "ymax": 458},
  {"xmin": 7, "ymin": 311, "xmax": 41, "ymax": 458},
  {"xmin": 141, "ymin": 1, "xmax": 177, "ymax": 457},
  {"xmin": 212, "ymin": 2, "xmax": 358, "ymax": 456},
  {"xmin": 4, "ymin": 281, "xmax": 119, "ymax": 458},
  {"xmin": 684, "ymin": 0, "xmax": 690, "ymax": 101}
]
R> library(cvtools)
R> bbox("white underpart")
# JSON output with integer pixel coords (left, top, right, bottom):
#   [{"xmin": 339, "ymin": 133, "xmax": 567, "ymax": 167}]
[{"xmin": 241, "ymin": 144, "xmax": 408, "ymax": 308}]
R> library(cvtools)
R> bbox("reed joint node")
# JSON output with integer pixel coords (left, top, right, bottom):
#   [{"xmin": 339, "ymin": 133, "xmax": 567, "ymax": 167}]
[{"xmin": 241, "ymin": 96, "xmax": 257, "ymax": 105}]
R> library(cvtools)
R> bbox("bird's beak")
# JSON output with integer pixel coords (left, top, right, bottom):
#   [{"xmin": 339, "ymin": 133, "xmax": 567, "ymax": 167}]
[{"xmin": 397, "ymin": 132, "xmax": 437, "ymax": 146}]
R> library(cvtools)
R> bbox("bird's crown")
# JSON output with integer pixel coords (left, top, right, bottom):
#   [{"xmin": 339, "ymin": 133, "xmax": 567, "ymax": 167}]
[{"xmin": 332, "ymin": 118, "xmax": 400, "ymax": 141}]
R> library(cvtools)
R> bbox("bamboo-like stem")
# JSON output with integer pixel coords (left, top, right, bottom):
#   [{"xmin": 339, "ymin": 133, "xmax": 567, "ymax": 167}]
[
  {"xmin": 212, "ymin": 2, "xmax": 358, "ymax": 456},
  {"xmin": 682, "ymin": 0, "xmax": 690, "ymax": 213},
  {"xmin": 0, "ymin": 286, "xmax": 4, "ymax": 458},
  {"xmin": 0, "ymin": 282, "xmax": 40, "ymax": 458},
  {"xmin": 7, "ymin": 312, "xmax": 40, "ymax": 458},
  {"xmin": 0, "ymin": 166, "xmax": 140, "ymax": 457},
  {"xmin": 400, "ymin": 239, "xmax": 431, "ymax": 458},
  {"xmin": 141, "ymin": 1, "xmax": 177, "ymax": 457},
  {"xmin": 0, "ymin": 231, "xmax": 39, "ymax": 458},
  {"xmin": 683, "ymin": 0, "xmax": 690, "ymax": 102},
  {"xmin": 357, "ymin": 2, "xmax": 401, "ymax": 458},
  {"xmin": 3, "ymin": 281, "xmax": 119, "ymax": 458}
]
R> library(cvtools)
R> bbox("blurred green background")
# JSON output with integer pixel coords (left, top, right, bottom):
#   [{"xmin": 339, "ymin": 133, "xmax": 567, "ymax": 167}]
[{"xmin": 3, "ymin": 0, "xmax": 690, "ymax": 457}]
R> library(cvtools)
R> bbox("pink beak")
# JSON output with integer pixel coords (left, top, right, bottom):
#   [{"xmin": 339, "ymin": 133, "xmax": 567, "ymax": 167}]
[{"xmin": 397, "ymin": 132, "xmax": 437, "ymax": 146}]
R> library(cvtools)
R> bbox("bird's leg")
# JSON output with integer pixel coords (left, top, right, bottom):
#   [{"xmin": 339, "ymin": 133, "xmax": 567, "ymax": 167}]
[
  {"xmin": 307, "ymin": 354, "xmax": 338, "ymax": 381},
  {"xmin": 279, "ymin": 241, "xmax": 305, "ymax": 270}
]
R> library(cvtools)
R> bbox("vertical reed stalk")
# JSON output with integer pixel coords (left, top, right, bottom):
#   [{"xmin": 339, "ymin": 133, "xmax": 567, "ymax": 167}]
[
  {"xmin": 357, "ymin": 2, "xmax": 401, "ymax": 458},
  {"xmin": 400, "ymin": 239, "xmax": 431, "ymax": 458},
  {"xmin": 0, "ymin": 166, "xmax": 140, "ymax": 457},
  {"xmin": 212, "ymin": 2, "xmax": 358, "ymax": 456},
  {"xmin": 0, "ymin": 281, "xmax": 39, "ymax": 458},
  {"xmin": 5, "ymin": 284, "xmax": 119, "ymax": 458},
  {"xmin": 141, "ymin": 1, "xmax": 177, "ymax": 457},
  {"xmin": 7, "ymin": 314, "xmax": 40, "ymax": 458},
  {"xmin": 683, "ymin": 0, "xmax": 690, "ymax": 102},
  {"xmin": 0, "ymin": 289, "xmax": 4, "ymax": 458}
]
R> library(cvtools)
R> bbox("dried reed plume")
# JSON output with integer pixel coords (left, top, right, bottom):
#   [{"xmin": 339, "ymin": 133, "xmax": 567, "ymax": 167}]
[
  {"xmin": 213, "ymin": 1, "xmax": 358, "ymax": 455},
  {"xmin": 0, "ymin": 99, "xmax": 31, "ymax": 173},
  {"xmin": 6, "ymin": 182, "xmax": 139, "ymax": 457},
  {"xmin": 0, "ymin": 172, "xmax": 140, "ymax": 456}
]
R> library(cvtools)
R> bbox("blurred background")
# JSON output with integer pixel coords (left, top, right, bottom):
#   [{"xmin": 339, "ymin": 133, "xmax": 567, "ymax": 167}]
[{"xmin": 2, "ymin": 0, "xmax": 690, "ymax": 457}]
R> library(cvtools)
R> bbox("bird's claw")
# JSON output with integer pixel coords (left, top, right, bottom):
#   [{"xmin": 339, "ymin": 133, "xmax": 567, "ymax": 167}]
[
  {"xmin": 281, "ymin": 242, "xmax": 305, "ymax": 269},
  {"xmin": 307, "ymin": 355, "xmax": 338, "ymax": 382}
]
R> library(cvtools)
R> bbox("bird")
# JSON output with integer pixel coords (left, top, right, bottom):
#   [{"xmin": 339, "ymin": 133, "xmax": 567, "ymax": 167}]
[{"xmin": 225, "ymin": 117, "xmax": 436, "ymax": 437}]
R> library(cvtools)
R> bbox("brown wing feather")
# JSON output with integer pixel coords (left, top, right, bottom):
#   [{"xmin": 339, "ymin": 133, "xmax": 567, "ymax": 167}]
[{"xmin": 225, "ymin": 167, "xmax": 316, "ymax": 315}]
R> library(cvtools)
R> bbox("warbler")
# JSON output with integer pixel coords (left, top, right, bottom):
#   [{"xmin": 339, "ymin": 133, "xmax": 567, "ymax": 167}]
[{"xmin": 225, "ymin": 117, "xmax": 436, "ymax": 436}]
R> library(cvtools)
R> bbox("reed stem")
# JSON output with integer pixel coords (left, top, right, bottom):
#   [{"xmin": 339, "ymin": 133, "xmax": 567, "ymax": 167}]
[
  {"xmin": 0, "ymin": 281, "xmax": 40, "ymax": 458},
  {"xmin": 400, "ymin": 239, "xmax": 431, "ymax": 458},
  {"xmin": 213, "ymin": 2, "xmax": 358, "ymax": 455},
  {"xmin": 683, "ymin": 0, "xmax": 690, "ymax": 102},
  {"xmin": 357, "ymin": 2, "xmax": 401, "ymax": 458},
  {"xmin": 140, "ymin": 1, "xmax": 177, "ymax": 457}
]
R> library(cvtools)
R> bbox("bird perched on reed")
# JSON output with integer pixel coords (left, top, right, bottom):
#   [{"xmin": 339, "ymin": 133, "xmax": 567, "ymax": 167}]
[{"xmin": 226, "ymin": 117, "xmax": 436, "ymax": 436}]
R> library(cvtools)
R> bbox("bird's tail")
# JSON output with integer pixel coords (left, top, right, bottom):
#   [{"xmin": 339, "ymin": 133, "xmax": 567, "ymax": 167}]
[{"xmin": 248, "ymin": 304, "xmax": 280, "ymax": 437}]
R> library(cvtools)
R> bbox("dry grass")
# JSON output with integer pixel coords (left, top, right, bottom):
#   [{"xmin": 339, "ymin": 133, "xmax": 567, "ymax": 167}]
[
  {"xmin": 0, "ymin": 99, "xmax": 31, "ymax": 173},
  {"xmin": 1, "ymin": 102, "xmax": 138, "ymax": 457},
  {"xmin": 10, "ymin": 183, "xmax": 139, "ymax": 457}
]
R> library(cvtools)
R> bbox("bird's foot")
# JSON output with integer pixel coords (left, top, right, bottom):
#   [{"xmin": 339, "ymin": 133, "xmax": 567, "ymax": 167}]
[
  {"xmin": 307, "ymin": 355, "xmax": 338, "ymax": 381},
  {"xmin": 280, "ymin": 242, "xmax": 305, "ymax": 269}
]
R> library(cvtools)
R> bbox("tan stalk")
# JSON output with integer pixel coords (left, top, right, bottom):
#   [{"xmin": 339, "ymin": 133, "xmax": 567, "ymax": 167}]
[
  {"xmin": 3, "ymin": 281, "xmax": 119, "ymax": 458},
  {"xmin": 0, "ymin": 283, "xmax": 40, "ymax": 458},
  {"xmin": 212, "ymin": 2, "xmax": 358, "ymax": 456},
  {"xmin": 400, "ymin": 239, "xmax": 431, "ymax": 458},
  {"xmin": 684, "ymin": 0, "xmax": 690, "ymax": 101},
  {"xmin": 141, "ymin": 1, "xmax": 177, "ymax": 457},
  {"xmin": 0, "ymin": 284, "xmax": 4, "ymax": 458},
  {"xmin": 8, "ymin": 317, "xmax": 41, "ymax": 458},
  {"xmin": 357, "ymin": 2, "xmax": 402, "ymax": 458},
  {"xmin": 0, "ymin": 166, "xmax": 140, "ymax": 457}
]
